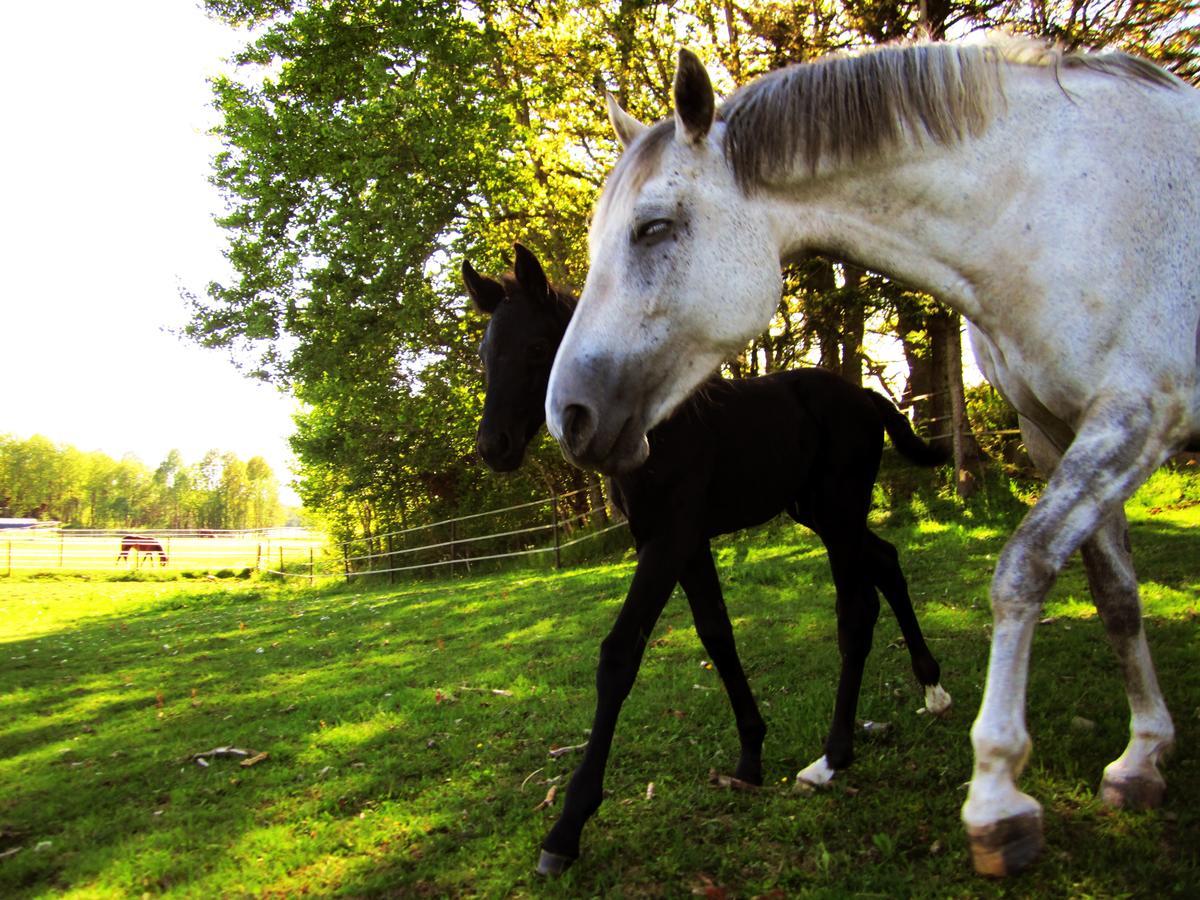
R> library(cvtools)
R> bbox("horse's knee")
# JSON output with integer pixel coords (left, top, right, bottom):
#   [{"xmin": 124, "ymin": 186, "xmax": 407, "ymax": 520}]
[
  {"xmin": 596, "ymin": 635, "xmax": 641, "ymax": 697},
  {"xmin": 991, "ymin": 540, "xmax": 1057, "ymax": 614}
]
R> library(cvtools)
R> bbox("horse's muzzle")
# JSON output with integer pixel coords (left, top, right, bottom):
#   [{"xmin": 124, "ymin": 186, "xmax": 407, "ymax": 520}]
[{"xmin": 549, "ymin": 357, "xmax": 652, "ymax": 480}]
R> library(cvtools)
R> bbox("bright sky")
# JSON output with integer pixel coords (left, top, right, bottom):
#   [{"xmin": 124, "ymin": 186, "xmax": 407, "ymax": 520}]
[{"xmin": 0, "ymin": 2, "xmax": 301, "ymax": 503}]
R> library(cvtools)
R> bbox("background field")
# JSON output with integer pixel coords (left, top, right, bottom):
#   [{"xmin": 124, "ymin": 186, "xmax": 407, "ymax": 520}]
[
  {"xmin": 0, "ymin": 529, "xmax": 324, "ymax": 577},
  {"xmin": 1, "ymin": 484, "xmax": 1197, "ymax": 897}
]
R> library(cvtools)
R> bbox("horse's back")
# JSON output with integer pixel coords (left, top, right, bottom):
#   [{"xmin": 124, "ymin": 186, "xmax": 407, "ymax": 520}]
[{"xmin": 963, "ymin": 68, "xmax": 1200, "ymax": 439}]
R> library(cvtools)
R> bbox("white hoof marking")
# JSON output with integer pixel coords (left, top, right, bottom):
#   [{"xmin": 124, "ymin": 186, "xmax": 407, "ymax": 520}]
[
  {"xmin": 795, "ymin": 755, "xmax": 836, "ymax": 789},
  {"xmin": 924, "ymin": 683, "xmax": 952, "ymax": 717}
]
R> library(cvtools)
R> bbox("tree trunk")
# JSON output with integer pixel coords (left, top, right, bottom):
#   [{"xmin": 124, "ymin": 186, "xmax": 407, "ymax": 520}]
[
  {"xmin": 809, "ymin": 260, "xmax": 841, "ymax": 370},
  {"xmin": 839, "ymin": 264, "xmax": 867, "ymax": 386},
  {"xmin": 586, "ymin": 472, "xmax": 608, "ymax": 527},
  {"xmin": 935, "ymin": 311, "xmax": 988, "ymax": 497}
]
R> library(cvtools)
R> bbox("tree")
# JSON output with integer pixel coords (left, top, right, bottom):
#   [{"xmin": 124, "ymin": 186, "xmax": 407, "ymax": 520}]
[{"xmin": 190, "ymin": 1, "xmax": 1199, "ymax": 529}]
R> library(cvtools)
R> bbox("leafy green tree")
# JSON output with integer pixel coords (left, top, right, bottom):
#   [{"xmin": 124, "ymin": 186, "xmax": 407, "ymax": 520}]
[{"xmin": 190, "ymin": 1, "xmax": 1199, "ymax": 528}]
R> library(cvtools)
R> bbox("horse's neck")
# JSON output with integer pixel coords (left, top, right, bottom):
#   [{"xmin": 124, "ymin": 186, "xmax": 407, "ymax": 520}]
[
  {"xmin": 758, "ymin": 69, "xmax": 1195, "ymax": 333},
  {"xmin": 552, "ymin": 288, "xmax": 579, "ymax": 332}
]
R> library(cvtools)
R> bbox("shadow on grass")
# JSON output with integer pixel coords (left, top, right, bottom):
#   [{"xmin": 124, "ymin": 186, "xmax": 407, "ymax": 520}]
[{"xmin": 0, "ymin": 508, "xmax": 1196, "ymax": 896}]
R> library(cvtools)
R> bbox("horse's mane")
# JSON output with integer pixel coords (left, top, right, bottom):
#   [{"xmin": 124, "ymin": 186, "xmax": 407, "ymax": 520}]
[
  {"xmin": 594, "ymin": 36, "xmax": 1180, "ymax": 217},
  {"xmin": 720, "ymin": 35, "xmax": 1179, "ymax": 188}
]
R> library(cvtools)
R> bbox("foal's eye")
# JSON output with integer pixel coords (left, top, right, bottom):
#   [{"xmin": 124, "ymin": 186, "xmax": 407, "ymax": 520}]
[{"xmin": 632, "ymin": 218, "xmax": 674, "ymax": 245}]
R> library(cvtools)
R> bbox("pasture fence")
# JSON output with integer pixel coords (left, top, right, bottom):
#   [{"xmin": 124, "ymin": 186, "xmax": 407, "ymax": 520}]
[
  {"xmin": 1, "ymin": 491, "xmax": 627, "ymax": 581},
  {"xmin": 0, "ymin": 527, "xmax": 323, "ymax": 576},
  {"xmin": 264, "ymin": 487, "xmax": 627, "ymax": 583}
]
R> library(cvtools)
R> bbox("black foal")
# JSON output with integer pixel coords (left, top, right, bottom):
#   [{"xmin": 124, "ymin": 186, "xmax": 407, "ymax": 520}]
[{"xmin": 463, "ymin": 244, "xmax": 952, "ymax": 875}]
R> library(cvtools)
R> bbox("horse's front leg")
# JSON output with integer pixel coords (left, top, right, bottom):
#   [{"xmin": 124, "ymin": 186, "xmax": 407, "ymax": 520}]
[
  {"xmin": 538, "ymin": 536, "xmax": 683, "ymax": 875},
  {"xmin": 679, "ymin": 541, "xmax": 766, "ymax": 785},
  {"xmin": 963, "ymin": 405, "xmax": 1176, "ymax": 876}
]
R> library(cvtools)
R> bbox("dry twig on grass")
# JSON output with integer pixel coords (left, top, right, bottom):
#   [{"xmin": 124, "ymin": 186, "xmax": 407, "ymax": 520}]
[
  {"xmin": 548, "ymin": 742, "xmax": 587, "ymax": 758},
  {"xmin": 708, "ymin": 769, "xmax": 758, "ymax": 791},
  {"xmin": 532, "ymin": 784, "xmax": 558, "ymax": 812}
]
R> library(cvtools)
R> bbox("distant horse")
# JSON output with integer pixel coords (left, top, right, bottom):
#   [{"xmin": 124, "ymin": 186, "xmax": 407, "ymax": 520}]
[
  {"xmin": 117, "ymin": 535, "xmax": 168, "ymax": 566},
  {"xmin": 465, "ymin": 244, "xmax": 951, "ymax": 875},
  {"xmin": 544, "ymin": 37, "xmax": 1199, "ymax": 874}
]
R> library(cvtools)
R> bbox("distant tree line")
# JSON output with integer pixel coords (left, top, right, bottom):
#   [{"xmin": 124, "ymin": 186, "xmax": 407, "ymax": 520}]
[
  {"xmin": 0, "ymin": 434, "xmax": 285, "ymax": 530},
  {"xmin": 187, "ymin": 0, "xmax": 1196, "ymax": 542}
]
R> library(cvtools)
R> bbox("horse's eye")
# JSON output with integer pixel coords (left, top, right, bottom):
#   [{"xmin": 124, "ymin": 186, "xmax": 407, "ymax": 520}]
[{"xmin": 632, "ymin": 218, "xmax": 674, "ymax": 245}]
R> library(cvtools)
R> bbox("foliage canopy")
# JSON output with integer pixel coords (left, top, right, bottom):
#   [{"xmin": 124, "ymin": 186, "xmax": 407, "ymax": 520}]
[{"xmin": 189, "ymin": 0, "xmax": 1198, "ymax": 534}]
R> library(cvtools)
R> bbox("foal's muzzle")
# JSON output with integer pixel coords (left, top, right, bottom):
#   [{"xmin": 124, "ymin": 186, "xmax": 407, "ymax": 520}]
[{"xmin": 476, "ymin": 428, "xmax": 523, "ymax": 473}]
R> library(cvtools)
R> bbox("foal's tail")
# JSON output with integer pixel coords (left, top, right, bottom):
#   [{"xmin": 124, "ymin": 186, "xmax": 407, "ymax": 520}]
[{"xmin": 866, "ymin": 391, "xmax": 949, "ymax": 467}]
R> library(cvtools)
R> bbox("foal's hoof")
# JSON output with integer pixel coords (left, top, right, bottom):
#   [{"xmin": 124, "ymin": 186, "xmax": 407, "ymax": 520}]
[
  {"xmin": 1101, "ymin": 772, "xmax": 1166, "ymax": 811},
  {"xmin": 536, "ymin": 849, "xmax": 575, "ymax": 877},
  {"xmin": 966, "ymin": 810, "xmax": 1043, "ymax": 877}
]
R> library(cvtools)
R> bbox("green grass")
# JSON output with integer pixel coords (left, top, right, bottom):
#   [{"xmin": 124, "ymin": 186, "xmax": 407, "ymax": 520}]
[{"xmin": 1, "ymin": 495, "xmax": 1198, "ymax": 897}]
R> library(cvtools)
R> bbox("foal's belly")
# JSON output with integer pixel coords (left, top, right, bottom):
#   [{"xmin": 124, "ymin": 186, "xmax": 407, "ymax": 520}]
[{"xmin": 701, "ymin": 469, "xmax": 800, "ymax": 537}]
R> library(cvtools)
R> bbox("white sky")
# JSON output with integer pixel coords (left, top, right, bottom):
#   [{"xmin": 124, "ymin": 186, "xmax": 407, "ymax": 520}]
[{"xmin": 0, "ymin": 1, "xmax": 302, "ymax": 503}]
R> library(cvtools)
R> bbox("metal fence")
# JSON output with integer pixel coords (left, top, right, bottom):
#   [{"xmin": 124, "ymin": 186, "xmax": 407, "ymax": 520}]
[
  {"xmin": 0, "ymin": 491, "xmax": 626, "ymax": 581},
  {"xmin": 264, "ymin": 487, "xmax": 626, "ymax": 583},
  {"xmin": 0, "ymin": 527, "xmax": 323, "ymax": 575}
]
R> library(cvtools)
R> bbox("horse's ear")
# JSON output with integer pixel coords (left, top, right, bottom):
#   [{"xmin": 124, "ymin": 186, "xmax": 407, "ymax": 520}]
[
  {"xmin": 462, "ymin": 259, "xmax": 505, "ymax": 314},
  {"xmin": 513, "ymin": 243, "xmax": 550, "ymax": 304},
  {"xmin": 673, "ymin": 48, "xmax": 714, "ymax": 145},
  {"xmin": 606, "ymin": 92, "xmax": 648, "ymax": 148}
]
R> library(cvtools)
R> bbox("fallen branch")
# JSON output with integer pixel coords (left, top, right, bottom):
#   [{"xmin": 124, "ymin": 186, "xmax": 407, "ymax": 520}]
[
  {"xmin": 532, "ymin": 784, "xmax": 558, "ymax": 812},
  {"xmin": 549, "ymin": 742, "xmax": 588, "ymax": 758},
  {"xmin": 190, "ymin": 746, "xmax": 258, "ymax": 767},
  {"xmin": 708, "ymin": 769, "xmax": 758, "ymax": 791},
  {"xmin": 240, "ymin": 751, "xmax": 270, "ymax": 768},
  {"xmin": 457, "ymin": 685, "xmax": 514, "ymax": 696}
]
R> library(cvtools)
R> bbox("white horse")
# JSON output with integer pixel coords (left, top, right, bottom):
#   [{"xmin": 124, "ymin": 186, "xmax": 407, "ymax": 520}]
[{"xmin": 544, "ymin": 37, "xmax": 1200, "ymax": 876}]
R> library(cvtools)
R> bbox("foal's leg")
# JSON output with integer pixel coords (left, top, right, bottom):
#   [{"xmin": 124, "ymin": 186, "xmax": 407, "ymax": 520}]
[
  {"xmin": 1082, "ymin": 511, "xmax": 1175, "ymax": 810},
  {"xmin": 796, "ymin": 523, "xmax": 880, "ymax": 787},
  {"xmin": 962, "ymin": 405, "xmax": 1177, "ymax": 876},
  {"xmin": 538, "ymin": 536, "xmax": 684, "ymax": 875},
  {"xmin": 864, "ymin": 530, "xmax": 951, "ymax": 715},
  {"xmin": 679, "ymin": 541, "xmax": 767, "ymax": 785}
]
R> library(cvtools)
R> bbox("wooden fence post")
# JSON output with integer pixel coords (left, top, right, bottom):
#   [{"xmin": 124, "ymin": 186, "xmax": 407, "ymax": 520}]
[
  {"xmin": 551, "ymin": 487, "xmax": 561, "ymax": 569},
  {"xmin": 449, "ymin": 521, "xmax": 456, "ymax": 576},
  {"xmin": 387, "ymin": 535, "xmax": 395, "ymax": 585},
  {"xmin": 279, "ymin": 546, "xmax": 284, "ymax": 576},
  {"xmin": 343, "ymin": 547, "xmax": 350, "ymax": 584},
  {"xmin": 256, "ymin": 543, "xmax": 262, "ymax": 572}
]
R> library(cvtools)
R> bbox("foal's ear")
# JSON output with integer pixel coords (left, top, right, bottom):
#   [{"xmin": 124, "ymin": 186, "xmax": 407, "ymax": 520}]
[
  {"xmin": 606, "ymin": 92, "xmax": 648, "ymax": 149},
  {"xmin": 461, "ymin": 259, "xmax": 505, "ymax": 314},
  {"xmin": 673, "ymin": 48, "xmax": 715, "ymax": 145},
  {"xmin": 513, "ymin": 243, "xmax": 550, "ymax": 303}
]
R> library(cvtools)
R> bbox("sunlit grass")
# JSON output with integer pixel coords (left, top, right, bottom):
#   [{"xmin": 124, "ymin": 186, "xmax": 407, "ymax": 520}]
[{"xmin": 0, "ymin": 497, "xmax": 1197, "ymax": 896}]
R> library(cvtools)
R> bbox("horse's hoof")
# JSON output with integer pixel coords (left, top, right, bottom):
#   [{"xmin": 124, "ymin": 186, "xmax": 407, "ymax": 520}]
[
  {"xmin": 1101, "ymin": 772, "xmax": 1165, "ymax": 810},
  {"xmin": 924, "ymin": 683, "xmax": 953, "ymax": 717},
  {"xmin": 535, "ymin": 849, "xmax": 575, "ymax": 877},
  {"xmin": 966, "ymin": 810, "xmax": 1043, "ymax": 877}
]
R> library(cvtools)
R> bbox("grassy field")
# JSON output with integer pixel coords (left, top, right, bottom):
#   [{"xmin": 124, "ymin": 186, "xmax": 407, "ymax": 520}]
[
  {"xmin": 1, "ymin": 530, "xmax": 324, "ymax": 577},
  {"xmin": 1, "ymin": 483, "xmax": 1198, "ymax": 897}
]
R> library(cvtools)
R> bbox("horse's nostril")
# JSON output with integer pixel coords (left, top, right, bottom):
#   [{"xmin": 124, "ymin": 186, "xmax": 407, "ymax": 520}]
[{"xmin": 562, "ymin": 403, "xmax": 597, "ymax": 457}]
